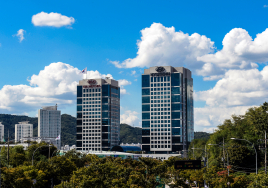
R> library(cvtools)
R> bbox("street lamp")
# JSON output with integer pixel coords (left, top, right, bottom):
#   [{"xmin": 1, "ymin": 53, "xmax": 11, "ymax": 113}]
[
  {"xmin": 230, "ymin": 138, "xmax": 257, "ymax": 174},
  {"xmin": 32, "ymin": 144, "xmax": 52, "ymax": 166},
  {"xmin": 208, "ymin": 143, "xmax": 229, "ymax": 176}
]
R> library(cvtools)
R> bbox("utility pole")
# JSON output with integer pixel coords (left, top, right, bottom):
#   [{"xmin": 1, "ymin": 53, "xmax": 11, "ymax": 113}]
[
  {"xmin": 223, "ymin": 138, "xmax": 225, "ymax": 167},
  {"xmin": 49, "ymin": 142, "xmax": 51, "ymax": 159},
  {"xmin": 7, "ymin": 130, "xmax": 9, "ymax": 166},
  {"xmin": 193, "ymin": 143, "xmax": 195, "ymax": 159},
  {"xmin": 265, "ymin": 130, "xmax": 267, "ymax": 174}
]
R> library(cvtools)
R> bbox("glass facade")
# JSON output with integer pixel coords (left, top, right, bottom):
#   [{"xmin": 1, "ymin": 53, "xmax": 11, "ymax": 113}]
[
  {"xmin": 142, "ymin": 66, "xmax": 193, "ymax": 154},
  {"xmin": 76, "ymin": 79, "xmax": 120, "ymax": 152}
]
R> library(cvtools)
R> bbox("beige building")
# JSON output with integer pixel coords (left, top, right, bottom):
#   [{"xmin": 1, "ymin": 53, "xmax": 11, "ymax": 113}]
[
  {"xmin": 15, "ymin": 121, "xmax": 33, "ymax": 142},
  {"xmin": 38, "ymin": 105, "xmax": 61, "ymax": 149},
  {"xmin": 0, "ymin": 122, "xmax": 4, "ymax": 142}
]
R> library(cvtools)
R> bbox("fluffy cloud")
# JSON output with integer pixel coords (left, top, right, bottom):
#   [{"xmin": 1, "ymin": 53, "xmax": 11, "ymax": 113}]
[
  {"xmin": 85, "ymin": 70, "xmax": 113, "ymax": 80},
  {"xmin": 195, "ymin": 106, "xmax": 252, "ymax": 132},
  {"xmin": 196, "ymin": 66, "xmax": 268, "ymax": 107},
  {"xmin": 14, "ymin": 29, "xmax": 25, "ymax": 42},
  {"xmin": 195, "ymin": 66, "xmax": 268, "ymax": 132},
  {"xmin": 32, "ymin": 12, "xmax": 75, "ymax": 27},
  {"xmin": 196, "ymin": 28, "xmax": 268, "ymax": 77},
  {"xmin": 118, "ymin": 79, "xmax": 132, "ymax": 95},
  {"xmin": 131, "ymin": 70, "xmax": 136, "ymax": 76},
  {"xmin": 0, "ymin": 62, "xmax": 112, "ymax": 114},
  {"xmin": 111, "ymin": 23, "xmax": 214, "ymax": 71},
  {"xmin": 112, "ymin": 24, "xmax": 268, "ymax": 80},
  {"xmin": 120, "ymin": 110, "xmax": 140, "ymax": 126}
]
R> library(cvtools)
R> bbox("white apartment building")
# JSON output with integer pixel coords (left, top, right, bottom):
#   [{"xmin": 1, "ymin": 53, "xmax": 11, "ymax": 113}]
[
  {"xmin": 0, "ymin": 122, "xmax": 4, "ymax": 142},
  {"xmin": 15, "ymin": 121, "xmax": 33, "ymax": 142},
  {"xmin": 38, "ymin": 105, "xmax": 61, "ymax": 149}
]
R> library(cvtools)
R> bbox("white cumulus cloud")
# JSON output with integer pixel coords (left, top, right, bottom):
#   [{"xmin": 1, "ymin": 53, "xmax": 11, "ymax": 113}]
[
  {"xmin": 0, "ymin": 62, "xmax": 112, "ymax": 114},
  {"xmin": 196, "ymin": 66, "xmax": 268, "ymax": 107},
  {"xmin": 195, "ymin": 106, "xmax": 252, "ymax": 132},
  {"xmin": 112, "ymin": 24, "xmax": 268, "ymax": 80},
  {"xmin": 85, "ymin": 70, "xmax": 113, "ymax": 80},
  {"xmin": 32, "ymin": 12, "xmax": 75, "ymax": 27},
  {"xmin": 118, "ymin": 79, "xmax": 132, "ymax": 95},
  {"xmin": 195, "ymin": 66, "xmax": 268, "ymax": 132},
  {"xmin": 111, "ymin": 23, "xmax": 214, "ymax": 71},
  {"xmin": 14, "ymin": 29, "xmax": 25, "ymax": 42},
  {"xmin": 120, "ymin": 110, "xmax": 140, "ymax": 126}
]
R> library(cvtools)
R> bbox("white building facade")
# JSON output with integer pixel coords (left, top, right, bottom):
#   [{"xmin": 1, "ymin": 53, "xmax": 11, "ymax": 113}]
[
  {"xmin": 38, "ymin": 105, "xmax": 61, "ymax": 149},
  {"xmin": 76, "ymin": 78, "xmax": 120, "ymax": 151},
  {"xmin": 0, "ymin": 122, "xmax": 4, "ymax": 142},
  {"xmin": 142, "ymin": 66, "xmax": 194, "ymax": 154},
  {"xmin": 15, "ymin": 121, "xmax": 33, "ymax": 142}
]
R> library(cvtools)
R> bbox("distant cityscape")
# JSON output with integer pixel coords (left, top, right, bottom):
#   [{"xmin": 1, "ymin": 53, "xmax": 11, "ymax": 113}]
[{"xmin": 0, "ymin": 66, "xmax": 194, "ymax": 160}]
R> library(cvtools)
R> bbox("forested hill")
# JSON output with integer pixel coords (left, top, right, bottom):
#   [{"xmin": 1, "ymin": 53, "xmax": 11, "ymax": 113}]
[
  {"xmin": 0, "ymin": 114, "xmax": 144, "ymax": 145},
  {"xmin": 0, "ymin": 114, "xmax": 38, "ymax": 140},
  {"xmin": 194, "ymin": 132, "xmax": 211, "ymax": 140},
  {"xmin": 120, "ymin": 124, "xmax": 142, "ymax": 144},
  {"xmin": 0, "ymin": 114, "xmax": 76, "ymax": 146},
  {"xmin": 0, "ymin": 114, "xmax": 210, "ymax": 146}
]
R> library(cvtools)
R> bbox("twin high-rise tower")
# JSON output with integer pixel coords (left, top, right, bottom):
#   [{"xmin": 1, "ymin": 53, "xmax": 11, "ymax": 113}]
[
  {"xmin": 142, "ymin": 66, "xmax": 193, "ymax": 154},
  {"xmin": 76, "ymin": 66, "xmax": 193, "ymax": 153},
  {"xmin": 76, "ymin": 78, "xmax": 120, "ymax": 151}
]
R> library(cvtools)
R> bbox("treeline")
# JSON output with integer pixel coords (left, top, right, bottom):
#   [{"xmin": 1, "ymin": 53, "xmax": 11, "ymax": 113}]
[
  {"xmin": 0, "ymin": 114, "xmax": 146, "ymax": 146},
  {"xmin": 187, "ymin": 102, "xmax": 268, "ymax": 187},
  {"xmin": 0, "ymin": 141, "xmax": 265, "ymax": 188},
  {"xmin": 0, "ymin": 114, "xmax": 77, "ymax": 146}
]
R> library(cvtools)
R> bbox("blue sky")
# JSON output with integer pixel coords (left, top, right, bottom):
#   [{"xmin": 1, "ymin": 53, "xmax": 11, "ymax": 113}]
[{"xmin": 1, "ymin": 0, "xmax": 268, "ymax": 132}]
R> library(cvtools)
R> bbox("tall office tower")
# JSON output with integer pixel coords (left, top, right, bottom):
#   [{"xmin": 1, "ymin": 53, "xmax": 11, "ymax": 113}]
[
  {"xmin": 0, "ymin": 122, "xmax": 4, "ymax": 142},
  {"xmin": 15, "ymin": 121, "xmax": 33, "ymax": 142},
  {"xmin": 76, "ymin": 78, "xmax": 120, "ymax": 151},
  {"xmin": 142, "ymin": 66, "xmax": 194, "ymax": 154},
  {"xmin": 38, "ymin": 105, "xmax": 61, "ymax": 149}
]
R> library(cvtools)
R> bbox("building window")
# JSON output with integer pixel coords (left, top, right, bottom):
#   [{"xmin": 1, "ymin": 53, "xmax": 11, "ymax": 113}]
[{"xmin": 142, "ymin": 75, "xmax": 150, "ymax": 87}]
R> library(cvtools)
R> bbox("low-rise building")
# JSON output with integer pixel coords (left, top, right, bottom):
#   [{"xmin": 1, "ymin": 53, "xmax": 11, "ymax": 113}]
[{"xmin": 15, "ymin": 121, "xmax": 33, "ymax": 143}]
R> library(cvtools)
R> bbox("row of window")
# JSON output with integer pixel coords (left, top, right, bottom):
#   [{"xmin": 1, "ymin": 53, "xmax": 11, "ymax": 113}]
[
  {"xmin": 151, "ymin": 124, "xmax": 170, "ymax": 127},
  {"xmin": 151, "ymin": 128, "xmax": 171, "ymax": 131},
  {"xmin": 82, "ymin": 126, "xmax": 101, "ymax": 129},
  {"xmin": 83, "ymin": 88, "xmax": 101, "ymax": 93},
  {"xmin": 151, "ymin": 83, "xmax": 170, "ymax": 87},
  {"xmin": 151, "ymin": 116, "xmax": 170, "ymax": 119},
  {"xmin": 82, "ymin": 148, "xmax": 101, "ymax": 151},
  {"xmin": 82, "ymin": 113, "xmax": 102, "ymax": 116},
  {"xmin": 151, "ymin": 137, "xmax": 171, "ymax": 139},
  {"xmin": 82, "ymin": 108, "xmax": 101, "ymax": 111},
  {"xmin": 83, "ymin": 105, "xmax": 101, "ymax": 108},
  {"xmin": 151, "ymin": 108, "xmax": 170, "ymax": 111},
  {"xmin": 151, "ymin": 141, "xmax": 171, "ymax": 143},
  {"xmin": 151, "ymin": 88, "xmax": 170, "ymax": 91},
  {"xmin": 83, "ymin": 140, "xmax": 101, "ymax": 143},
  {"xmin": 152, "ymin": 92, "xmax": 170, "ymax": 95},
  {"xmin": 151, "ymin": 96, "xmax": 170, "ymax": 99},
  {"xmin": 151, "ymin": 133, "xmax": 171, "ymax": 136},
  {"xmin": 152, "ymin": 145, "xmax": 171, "ymax": 148},
  {"xmin": 151, "ymin": 120, "xmax": 171, "ymax": 124},
  {"xmin": 83, "ymin": 145, "xmax": 101, "ymax": 147},
  {"xmin": 151, "ymin": 100, "xmax": 170, "ymax": 103},
  {"xmin": 83, "ymin": 98, "xmax": 101, "ymax": 101},
  {"xmin": 151, "ymin": 112, "xmax": 170, "ymax": 115},
  {"xmin": 83, "ymin": 134, "xmax": 101, "ymax": 137},
  {"xmin": 83, "ymin": 93, "xmax": 101, "ymax": 97},
  {"xmin": 83, "ymin": 119, "xmax": 101, "ymax": 122},
  {"xmin": 83, "ymin": 130, "xmax": 101, "ymax": 133},
  {"xmin": 151, "ymin": 76, "xmax": 170, "ymax": 82}
]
